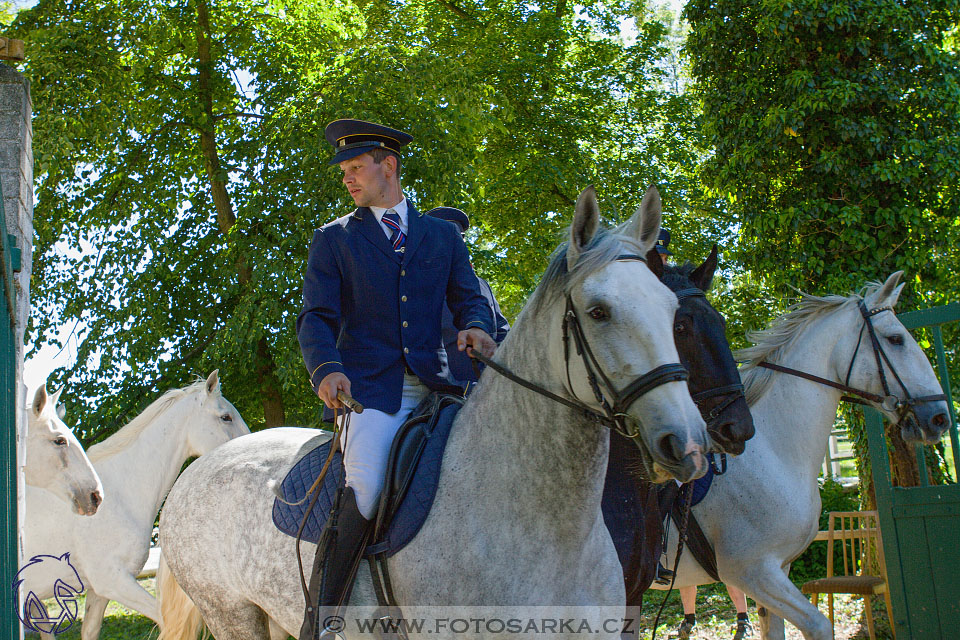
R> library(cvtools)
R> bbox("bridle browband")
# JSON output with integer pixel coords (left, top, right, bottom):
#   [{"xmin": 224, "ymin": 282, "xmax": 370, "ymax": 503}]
[
  {"xmin": 469, "ymin": 253, "xmax": 688, "ymax": 445},
  {"xmin": 756, "ymin": 300, "xmax": 946, "ymax": 421}
]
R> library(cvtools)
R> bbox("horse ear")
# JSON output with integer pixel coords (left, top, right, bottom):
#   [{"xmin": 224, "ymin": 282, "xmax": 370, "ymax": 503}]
[
  {"xmin": 627, "ymin": 185, "xmax": 662, "ymax": 254},
  {"xmin": 865, "ymin": 271, "xmax": 905, "ymax": 309},
  {"xmin": 206, "ymin": 370, "xmax": 220, "ymax": 396},
  {"xmin": 59, "ymin": 552, "xmax": 71, "ymax": 561},
  {"xmin": 32, "ymin": 385, "xmax": 48, "ymax": 416},
  {"xmin": 689, "ymin": 244, "xmax": 719, "ymax": 292},
  {"xmin": 50, "ymin": 386, "xmax": 64, "ymax": 408},
  {"xmin": 568, "ymin": 186, "xmax": 600, "ymax": 271},
  {"xmin": 645, "ymin": 247, "xmax": 664, "ymax": 280}
]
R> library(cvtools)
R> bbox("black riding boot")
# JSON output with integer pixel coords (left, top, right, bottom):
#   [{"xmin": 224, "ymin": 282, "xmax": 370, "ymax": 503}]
[{"xmin": 300, "ymin": 487, "xmax": 373, "ymax": 640}]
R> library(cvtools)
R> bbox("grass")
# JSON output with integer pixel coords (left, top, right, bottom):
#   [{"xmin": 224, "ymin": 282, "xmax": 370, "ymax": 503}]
[
  {"xmin": 25, "ymin": 578, "xmax": 158, "ymax": 640},
  {"xmin": 24, "ymin": 578, "xmax": 893, "ymax": 640}
]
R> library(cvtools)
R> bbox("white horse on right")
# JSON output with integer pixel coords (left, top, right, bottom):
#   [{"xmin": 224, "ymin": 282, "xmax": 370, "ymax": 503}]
[
  {"xmin": 25, "ymin": 383, "xmax": 103, "ymax": 516},
  {"xmin": 653, "ymin": 272, "xmax": 951, "ymax": 640}
]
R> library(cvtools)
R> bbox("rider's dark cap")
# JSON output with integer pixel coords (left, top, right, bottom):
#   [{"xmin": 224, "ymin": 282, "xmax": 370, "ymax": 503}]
[
  {"xmin": 655, "ymin": 228, "xmax": 673, "ymax": 255},
  {"xmin": 426, "ymin": 207, "xmax": 470, "ymax": 234},
  {"xmin": 324, "ymin": 119, "xmax": 413, "ymax": 165}
]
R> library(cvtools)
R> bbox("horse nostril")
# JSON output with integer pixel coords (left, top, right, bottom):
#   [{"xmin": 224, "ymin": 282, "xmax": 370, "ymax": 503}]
[
  {"xmin": 658, "ymin": 434, "xmax": 684, "ymax": 463},
  {"xmin": 932, "ymin": 412, "xmax": 948, "ymax": 428},
  {"xmin": 91, "ymin": 491, "xmax": 102, "ymax": 509},
  {"xmin": 716, "ymin": 420, "xmax": 736, "ymax": 442}
]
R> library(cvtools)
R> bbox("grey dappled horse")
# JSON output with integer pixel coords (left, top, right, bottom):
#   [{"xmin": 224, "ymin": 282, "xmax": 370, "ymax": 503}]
[{"xmin": 157, "ymin": 186, "xmax": 713, "ymax": 640}]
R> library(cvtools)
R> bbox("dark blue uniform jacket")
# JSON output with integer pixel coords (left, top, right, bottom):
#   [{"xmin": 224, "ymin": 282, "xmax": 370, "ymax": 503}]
[
  {"xmin": 441, "ymin": 276, "xmax": 510, "ymax": 383},
  {"xmin": 297, "ymin": 204, "xmax": 494, "ymax": 414}
]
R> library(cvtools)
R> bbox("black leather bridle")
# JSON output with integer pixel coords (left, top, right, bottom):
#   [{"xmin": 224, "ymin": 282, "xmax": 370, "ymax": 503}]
[
  {"xmin": 470, "ymin": 254, "xmax": 689, "ymax": 445},
  {"xmin": 757, "ymin": 301, "xmax": 946, "ymax": 422}
]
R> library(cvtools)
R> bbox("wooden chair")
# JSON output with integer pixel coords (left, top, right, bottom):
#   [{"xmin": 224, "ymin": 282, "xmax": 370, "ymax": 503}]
[{"xmin": 801, "ymin": 510, "xmax": 896, "ymax": 640}]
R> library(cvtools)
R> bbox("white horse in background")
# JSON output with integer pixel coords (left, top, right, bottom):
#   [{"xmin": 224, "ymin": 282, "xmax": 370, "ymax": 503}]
[
  {"xmin": 157, "ymin": 186, "xmax": 711, "ymax": 640},
  {"xmin": 25, "ymin": 383, "xmax": 103, "ymax": 516},
  {"xmin": 23, "ymin": 370, "xmax": 249, "ymax": 640},
  {"xmin": 652, "ymin": 272, "xmax": 951, "ymax": 640}
]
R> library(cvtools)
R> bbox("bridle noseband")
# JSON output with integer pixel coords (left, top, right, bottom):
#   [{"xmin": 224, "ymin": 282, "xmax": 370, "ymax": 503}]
[
  {"xmin": 757, "ymin": 300, "xmax": 946, "ymax": 423},
  {"xmin": 470, "ymin": 254, "xmax": 689, "ymax": 446}
]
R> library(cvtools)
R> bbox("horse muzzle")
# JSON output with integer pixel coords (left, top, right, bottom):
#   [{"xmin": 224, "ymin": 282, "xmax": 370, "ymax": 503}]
[
  {"xmin": 899, "ymin": 400, "xmax": 951, "ymax": 445},
  {"xmin": 74, "ymin": 487, "xmax": 103, "ymax": 516},
  {"xmin": 643, "ymin": 431, "xmax": 708, "ymax": 484},
  {"xmin": 705, "ymin": 395, "xmax": 755, "ymax": 456}
]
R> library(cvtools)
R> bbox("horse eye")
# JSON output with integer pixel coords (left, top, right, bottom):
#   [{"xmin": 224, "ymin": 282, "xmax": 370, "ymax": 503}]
[
  {"xmin": 887, "ymin": 335, "xmax": 904, "ymax": 346},
  {"xmin": 221, "ymin": 413, "xmax": 233, "ymax": 422},
  {"xmin": 54, "ymin": 437, "xmax": 68, "ymax": 446},
  {"xmin": 674, "ymin": 322, "xmax": 686, "ymax": 335},
  {"xmin": 588, "ymin": 306, "xmax": 609, "ymax": 321}
]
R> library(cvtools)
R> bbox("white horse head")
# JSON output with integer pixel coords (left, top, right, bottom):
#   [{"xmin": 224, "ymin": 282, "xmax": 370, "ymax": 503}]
[
  {"xmin": 186, "ymin": 370, "xmax": 250, "ymax": 455},
  {"xmin": 539, "ymin": 185, "xmax": 708, "ymax": 482},
  {"xmin": 26, "ymin": 384, "xmax": 103, "ymax": 516},
  {"xmin": 846, "ymin": 271, "xmax": 951, "ymax": 443}
]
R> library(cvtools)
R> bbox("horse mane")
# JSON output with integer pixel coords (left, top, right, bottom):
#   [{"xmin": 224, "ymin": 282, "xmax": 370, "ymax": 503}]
[
  {"xmin": 87, "ymin": 379, "xmax": 208, "ymax": 463},
  {"xmin": 530, "ymin": 226, "xmax": 646, "ymax": 313},
  {"xmin": 736, "ymin": 280, "xmax": 888, "ymax": 405}
]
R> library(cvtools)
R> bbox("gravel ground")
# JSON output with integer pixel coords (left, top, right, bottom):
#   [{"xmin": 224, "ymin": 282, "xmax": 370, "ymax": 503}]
[
  {"xmin": 31, "ymin": 578, "xmax": 894, "ymax": 639},
  {"xmin": 636, "ymin": 583, "xmax": 894, "ymax": 639}
]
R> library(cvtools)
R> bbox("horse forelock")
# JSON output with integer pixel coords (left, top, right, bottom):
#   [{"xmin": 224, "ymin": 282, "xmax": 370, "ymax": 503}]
[
  {"xmin": 661, "ymin": 262, "xmax": 698, "ymax": 291},
  {"xmin": 87, "ymin": 379, "xmax": 208, "ymax": 462},
  {"xmin": 736, "ymin": 283, "xmax": 892, "ymax": 405},
  {"xmin": 530, "ymin": 228, "xmax": 646, "ymax": 314}
]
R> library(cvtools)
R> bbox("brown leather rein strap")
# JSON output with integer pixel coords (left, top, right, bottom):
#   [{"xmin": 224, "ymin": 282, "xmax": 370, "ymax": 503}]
[{"xmin": 756, "ymin": 361, "xmax": 888, "ymax": 405}]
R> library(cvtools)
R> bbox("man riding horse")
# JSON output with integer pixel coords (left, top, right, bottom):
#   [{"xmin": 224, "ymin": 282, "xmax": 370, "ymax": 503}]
[{"xmin": 296, "ymin": 119, "xmax": 497, "ymax": 640}]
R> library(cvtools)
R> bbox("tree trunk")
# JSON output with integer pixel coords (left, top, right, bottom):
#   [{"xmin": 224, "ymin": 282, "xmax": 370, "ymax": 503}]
[
  {"xmin": 195, "ymin": 0, "xmax": 285, "ymax": 427},
  {"xmin": 886, "ymin": 421, "xmax": 922, "ymax": 487}
]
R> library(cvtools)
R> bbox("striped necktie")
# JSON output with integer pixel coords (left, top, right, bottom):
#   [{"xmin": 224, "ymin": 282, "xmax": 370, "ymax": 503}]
[{"xmin": 382, "ymin": 210, "xmax": 405, "ymax": 253}]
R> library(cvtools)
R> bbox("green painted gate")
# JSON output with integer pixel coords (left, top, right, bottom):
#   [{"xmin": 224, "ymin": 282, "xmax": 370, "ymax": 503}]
[
  {"xmin": 1, "ymin": 191, "xmax": 21, "ymax": 638},
  {"xmin": 865, "ymin": 302, "xmax": 960, "ymax": 639},
  {"xmin": 1, "ymin": 186, "xmax": 20, "ymax": 636}
]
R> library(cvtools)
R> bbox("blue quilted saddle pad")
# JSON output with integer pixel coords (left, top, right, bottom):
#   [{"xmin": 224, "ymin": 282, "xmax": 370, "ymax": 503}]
[{"xmin": 272, "ymin": 401, "xmax": 461, "ymax": 557}]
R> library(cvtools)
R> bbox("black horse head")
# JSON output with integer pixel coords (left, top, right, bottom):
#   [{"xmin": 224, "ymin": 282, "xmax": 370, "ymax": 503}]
[{"xmin": 646, "ymin": 245, "xmax": 755, "ymax": 455}]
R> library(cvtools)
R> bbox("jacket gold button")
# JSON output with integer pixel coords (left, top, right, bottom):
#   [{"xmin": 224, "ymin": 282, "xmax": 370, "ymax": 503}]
[
  {"xmin": 404, "ymin": 347, "xmax": 409, "ymax": 354},
  {"xmin": 401, "ymin": 269, "xmax": 406, "ymax": 276},
  {"xmin": 402, "ymin": 321, "xmax": 408, "ymax": 327},
  {"xmin": 401, "ymin": 295, "xmax": 407, "ymax": 302}
]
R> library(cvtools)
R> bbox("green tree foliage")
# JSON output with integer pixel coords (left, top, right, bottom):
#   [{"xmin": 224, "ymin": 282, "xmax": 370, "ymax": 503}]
[
  {"xmin": 15, "ymin": 0, "xmax": 700, "ymax": 440},
  {"xmin": 684, "ymin": 0, "xmax": 960, "ymax": 483}
]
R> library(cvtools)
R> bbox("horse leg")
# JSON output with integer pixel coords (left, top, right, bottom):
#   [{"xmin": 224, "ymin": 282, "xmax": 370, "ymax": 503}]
[
  {"xmin": 733, "ymin": 559, "xmax": 831, "ymax": 640},
  {"xmin": 80, "ymin": 591, "xmax": 110, "ymax": 640},
  {"xmin": 195, "ymin": 601, "xmax": 270, "ymax": 640},
  {"xmin": 92, "ymin": 572, "xmax": 161, "ymax": 625},
  {"xmin": 756, "ymin": 605, "xmax": 786, "ymax": 640}
]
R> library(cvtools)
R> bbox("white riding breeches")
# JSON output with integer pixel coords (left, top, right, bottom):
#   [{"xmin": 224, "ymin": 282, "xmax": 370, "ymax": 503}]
[{"xmin": 340, "ymin": 373, "xmax": 429, "ymax": 519}]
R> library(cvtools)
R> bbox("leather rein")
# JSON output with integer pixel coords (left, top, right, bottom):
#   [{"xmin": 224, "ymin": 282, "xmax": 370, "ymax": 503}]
[
  {"xmin": 470, "ymin": 255, "xmax": 746, "ymax": 469},
  {"xmin": 470, "ymin": 254, "xmax": 688, "ymax": 446},
  {"xmin": 756, "ymin": 301, "xmax": 946, "ymax": 420}
]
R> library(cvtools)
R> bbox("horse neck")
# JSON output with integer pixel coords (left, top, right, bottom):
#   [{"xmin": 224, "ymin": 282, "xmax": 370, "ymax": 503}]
[
  {"xmin": 94, "ymin": 395, "xmax": 198, "ymax": 525},
  {"xmin": 448, "ymin": 302, "xmax": 611, "ymax": 544},
  {"xmin": 748, "ymin": 308, "xmax": 853, "ymax": 480}
]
